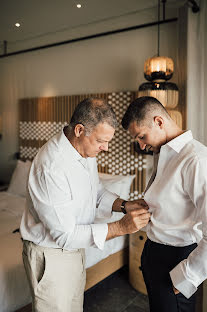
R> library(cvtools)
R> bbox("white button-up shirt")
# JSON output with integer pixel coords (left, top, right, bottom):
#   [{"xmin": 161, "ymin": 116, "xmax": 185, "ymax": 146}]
[
  {"xmin": 20, "ymin": 129, "xmax": 118, "ymax": 251},
  {"xmin": 144, "ymin": 130, "xmax": 207, "ymax": 299}
]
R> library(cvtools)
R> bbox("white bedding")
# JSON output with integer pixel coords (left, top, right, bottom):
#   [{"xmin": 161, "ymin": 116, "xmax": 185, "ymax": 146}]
[
  {"xmin": 0, "ymin": 192, "xmax": 26, "ymax": 237},
  {"xmin": 0, "ymin": 192, "xmax": 128, "ymax": 312}
]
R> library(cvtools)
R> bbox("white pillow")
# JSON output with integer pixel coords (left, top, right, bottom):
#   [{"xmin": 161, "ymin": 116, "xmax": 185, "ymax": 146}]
[
  {"xmin": 96, "ymin": 173, "xmax": 135, "ymax": 223},
  {"xmin": 7, "ymin": 160, "xmax": 32, "ymax": 197},
  {"xmin": 98, "ymin": 172, "xmax": 135, "ymax": 200}
]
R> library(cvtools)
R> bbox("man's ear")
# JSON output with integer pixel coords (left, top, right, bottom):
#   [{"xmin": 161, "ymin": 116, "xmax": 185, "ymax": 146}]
[
  {"xmin": 154, "ymin": 116, "xmax": 164, "ymax": 129},
  {"xmin": 74, "ymin": 124, "xmax": 85, "ymax": 138}
]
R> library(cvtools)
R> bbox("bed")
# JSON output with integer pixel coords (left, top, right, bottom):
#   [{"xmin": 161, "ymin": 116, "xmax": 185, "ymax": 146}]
[{"xmin": 0, "ymin": 91, "xmax": 147, "ymax": 312}]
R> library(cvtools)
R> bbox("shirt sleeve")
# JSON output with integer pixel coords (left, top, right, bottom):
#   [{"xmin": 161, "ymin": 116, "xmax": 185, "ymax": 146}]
[
  {"xmin": 170, "ymin": 156, "xmax": 207, "ymax": 298},
  {"xmin": 28, "ymin": 165, "xmax": 108, "ymax": 250}
]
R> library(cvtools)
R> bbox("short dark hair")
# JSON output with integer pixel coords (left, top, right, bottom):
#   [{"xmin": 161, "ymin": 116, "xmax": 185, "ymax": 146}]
[
  {"xmin": 121, "ymin": 96, "xmax": 170, "ymax": 130},
  {"xmin": 69, "ymin": 97, "xmax": 118, "ymax": 135}
]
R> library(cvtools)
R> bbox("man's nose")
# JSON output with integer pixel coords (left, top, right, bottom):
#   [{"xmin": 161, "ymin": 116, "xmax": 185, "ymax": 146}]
[
  {"xmin": 100, "ymin": 142, "xmax": 108, "ymax": 152},
  {"xmin": 138, "ymin": 141, "xmax": 146, "ymax": 150}
]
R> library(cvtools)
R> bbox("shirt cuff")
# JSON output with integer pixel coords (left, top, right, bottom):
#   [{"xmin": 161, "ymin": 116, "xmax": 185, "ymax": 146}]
[
  {"xmin": 91, "ymin": 223, "xmax": 108, "ymax": 250},
  {"xmin": 170, "ymin": 263, "xmax": 197, "ymax": 299},
  {"xmin": 97, "ymin": 190, "xmax": 118, "ymax": 219}
]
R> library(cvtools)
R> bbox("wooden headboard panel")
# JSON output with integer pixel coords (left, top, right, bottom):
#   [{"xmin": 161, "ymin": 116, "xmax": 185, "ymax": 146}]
[{"xmin": 19, "ymin": 91, "xmax": 147, "ymax": 199}]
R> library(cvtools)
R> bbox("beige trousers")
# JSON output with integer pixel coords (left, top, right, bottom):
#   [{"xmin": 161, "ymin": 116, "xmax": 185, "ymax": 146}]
[{"xmin": 22, "ymin": 240, "xmax": 86, "ymax": 312}]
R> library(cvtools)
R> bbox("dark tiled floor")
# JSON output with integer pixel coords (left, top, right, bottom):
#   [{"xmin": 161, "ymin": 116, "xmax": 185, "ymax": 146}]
[{"xmin": 84, "ymin": 266, "xmax": 150, "ymax": 312}]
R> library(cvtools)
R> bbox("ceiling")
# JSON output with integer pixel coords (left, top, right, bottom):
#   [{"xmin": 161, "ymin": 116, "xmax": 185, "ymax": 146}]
[{"xmin": 0, "ymin": 0, "xmax": 185, "ymax": 53}]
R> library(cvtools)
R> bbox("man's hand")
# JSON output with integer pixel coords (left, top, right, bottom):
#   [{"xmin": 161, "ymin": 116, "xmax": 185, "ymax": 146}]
[
  {"xmin": 119, "ymin": 208, "xmax": 150, "ymax": 234},
  {"xmin": 106, "ymin": 207, "xmax": 151, "ymax": 240},
  {"xmin": 125, "ymin": 199, "xmax": 148, "ymax": 213}
]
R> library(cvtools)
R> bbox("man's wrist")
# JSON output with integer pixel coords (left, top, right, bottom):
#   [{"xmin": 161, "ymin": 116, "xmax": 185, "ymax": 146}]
[
  {"xmin": 120, "ymin": 200, "xmax": 128, "ymax": 214},
  {"xmin": 112, "ymin": 198, "xmax": 127, "ymax": 212},
  {"xmin": 106, "ymin": 220, "xmax": 125, "ymax": 240}
]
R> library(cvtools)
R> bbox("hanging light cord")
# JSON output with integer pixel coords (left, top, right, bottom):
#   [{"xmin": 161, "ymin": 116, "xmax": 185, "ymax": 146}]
[
  {"xmin": 162, "ymin": 0, "xmax": 166, "ymax": 20},
  {"xmin": 157, "ymin": 0, "xmax": 160, "ymax": 56}
]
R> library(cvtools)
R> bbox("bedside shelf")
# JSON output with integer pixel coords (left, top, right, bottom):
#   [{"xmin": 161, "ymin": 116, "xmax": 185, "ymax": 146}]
[{"xmin": 129, "ymin": 230, "xmax": 147, "ymax": 295}]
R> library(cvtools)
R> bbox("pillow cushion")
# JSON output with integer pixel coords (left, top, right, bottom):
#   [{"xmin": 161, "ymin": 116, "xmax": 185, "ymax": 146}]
[
  {"xmin": 98, "ymin": 172, "xmax": 135, "ymax": 200},
  {"xmin": 96, "ymin": 173, "xmax": 135, "ymax": 223},
  {"xmin": 7, "ymin": 160, "xmax": 32, "ymax": 197}
]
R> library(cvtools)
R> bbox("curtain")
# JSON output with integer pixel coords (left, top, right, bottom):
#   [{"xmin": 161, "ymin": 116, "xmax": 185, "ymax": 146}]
[
  {"xmin": 187, "ymin": 0, "xmax": 207, "ymax": 145},
  {"xmin": 187, "ymin": 2, "xmax": 207, "ymax": 310}
]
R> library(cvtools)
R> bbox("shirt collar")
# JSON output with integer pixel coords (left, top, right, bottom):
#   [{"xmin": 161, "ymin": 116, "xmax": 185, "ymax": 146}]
[
  {"xmin": 166, "ymin": 130, "xmax": 193, "ymax": 153},
  {"xmin": 57, "ymin": 128, "xmax": 87, "ymax": 166}
]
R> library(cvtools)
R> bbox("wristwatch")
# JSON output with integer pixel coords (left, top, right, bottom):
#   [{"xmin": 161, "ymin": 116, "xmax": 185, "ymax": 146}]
[{"xmin": 120, "ymin": 200, "xmax": 128, "ymax": 214}]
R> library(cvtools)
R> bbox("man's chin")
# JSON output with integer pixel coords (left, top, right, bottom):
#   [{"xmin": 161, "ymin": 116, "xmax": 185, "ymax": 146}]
[
  {"xmin": 88, "ymin": 152, "xmax": 100, "ymax": 157},
  {"xmin": 146, "ymin": 146, "xmax": 153, "ymax": 152},
  {"xmin": 146, "ymin": 146, "xmax": 160, "ymax": 153}
]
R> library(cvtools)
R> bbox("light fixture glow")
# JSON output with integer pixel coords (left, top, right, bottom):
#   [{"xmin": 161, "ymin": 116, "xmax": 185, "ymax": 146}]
[
  {"xmin": 77, "ymin": 4, "xmax": 81, "ymax": 8},
  {"xmin": 15, "ymin": 23, "xmax": 21, "ymax": 27}
]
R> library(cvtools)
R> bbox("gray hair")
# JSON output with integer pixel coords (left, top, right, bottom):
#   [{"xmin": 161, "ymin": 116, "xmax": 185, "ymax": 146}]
[{"xmin": 69, "ymin": 97, "xmax": 118, "ymax": 135}]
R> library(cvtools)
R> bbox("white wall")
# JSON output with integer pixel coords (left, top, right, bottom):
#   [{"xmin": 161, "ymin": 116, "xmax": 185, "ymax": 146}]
[{"xmin": 0, "ymin": 8, "xmax": 178, "ymax": 181}]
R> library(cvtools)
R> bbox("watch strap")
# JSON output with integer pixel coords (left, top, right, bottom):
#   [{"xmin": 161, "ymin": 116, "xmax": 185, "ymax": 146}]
[{"xmin": 120, "ymin": 200, "xmax": 127, "ymax": 214}]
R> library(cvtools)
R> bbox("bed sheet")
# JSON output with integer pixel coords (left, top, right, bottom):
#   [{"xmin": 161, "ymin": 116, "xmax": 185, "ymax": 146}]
[
  {"xmin": 0, "ymin": 192, "xmax": 26, "ymax": 237},
  {"xmin": 0, "ymin": 192, "xmax": 128, "ymax": 312}
]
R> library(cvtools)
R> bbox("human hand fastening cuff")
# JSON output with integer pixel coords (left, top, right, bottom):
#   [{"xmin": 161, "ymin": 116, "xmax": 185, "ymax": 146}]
[{"xmin": 122, "ymin": 199, "xmax": 149, "ymax": 213}]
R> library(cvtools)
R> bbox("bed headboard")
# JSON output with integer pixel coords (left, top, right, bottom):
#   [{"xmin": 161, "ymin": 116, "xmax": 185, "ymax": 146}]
[{"xmin": 19, "ymin": 91, "xmax": 147, "ymax": 200}]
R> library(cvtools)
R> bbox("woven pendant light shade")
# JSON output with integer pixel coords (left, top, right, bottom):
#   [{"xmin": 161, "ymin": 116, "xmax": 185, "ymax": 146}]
[
  {"xmin": 144, "ymin": 56, "xmax": 174, "ymax": 81},
  {"xmin": 138, "ymin": 55, "xmax": 179, "ymax": 109},
  {"xmin": 139, "ymin": 81, "xmax": 179, "ymax": 108}
]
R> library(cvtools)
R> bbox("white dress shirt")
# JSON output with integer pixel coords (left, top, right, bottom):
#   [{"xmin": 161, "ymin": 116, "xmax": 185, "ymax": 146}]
[
  {"xmin": 20, "ymin": 129, "xmax": 118, "ymax": 251},
  {"xmin": 144, "ymin": 130, "xmax": 207, "ymax": 299}
]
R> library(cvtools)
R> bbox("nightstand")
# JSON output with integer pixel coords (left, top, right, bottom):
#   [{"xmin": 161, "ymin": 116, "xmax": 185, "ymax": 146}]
[{"xmin": 129, "ymin": 230, "xmax": 147, "ymax": 295}]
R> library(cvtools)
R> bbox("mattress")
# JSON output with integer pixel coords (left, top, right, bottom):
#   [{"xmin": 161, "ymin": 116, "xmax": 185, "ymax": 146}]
[{"xmin": 0, "ymin": 192, "xmax": 127, "ymax": 312}]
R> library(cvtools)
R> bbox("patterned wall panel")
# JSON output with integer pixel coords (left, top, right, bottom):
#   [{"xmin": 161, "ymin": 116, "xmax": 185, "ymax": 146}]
[{"xmin": 19, "ymin": 92, "xmax": 146, "ymax": 199}]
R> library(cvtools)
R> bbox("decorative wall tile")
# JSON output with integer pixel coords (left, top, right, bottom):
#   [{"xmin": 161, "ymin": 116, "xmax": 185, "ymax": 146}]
[{"xmin": 19, "ymin": 92, "xmax": 146, "ymax": 199}]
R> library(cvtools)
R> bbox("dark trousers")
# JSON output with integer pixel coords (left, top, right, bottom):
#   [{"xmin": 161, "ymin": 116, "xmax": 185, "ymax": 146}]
[{"xmin": 141, "ymin": 239, "xmax": 197, "ymax": 312}]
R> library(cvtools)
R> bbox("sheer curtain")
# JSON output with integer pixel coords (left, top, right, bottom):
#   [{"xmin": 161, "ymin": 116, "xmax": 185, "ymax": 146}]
[
  {"xmin": 187, "ymin": 2, "xmax": 207, "ymax": 310},
  {"xmin": 187, "ymin": 0, "xmax": 207, "ymax": 145}
]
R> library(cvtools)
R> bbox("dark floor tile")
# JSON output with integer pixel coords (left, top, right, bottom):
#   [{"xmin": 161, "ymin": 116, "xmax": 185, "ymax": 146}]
[
  {"xmin": 123, "ymin": 303, "xmax": 147, "ymax": 312},
  {"xmin": 124, "ymin": 293, "xmax": 150, "ymax": 312},
  {"xmin": 84, "ymin": 266, "xmax": 149, "ymax": 312}
]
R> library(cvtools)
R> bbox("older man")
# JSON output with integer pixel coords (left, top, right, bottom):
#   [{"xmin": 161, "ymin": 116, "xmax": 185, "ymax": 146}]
[
  {"xmin": 20, "ymin": 97, "xmax": 150, "ymax": 312},
  {"xmin": 122, "ymin": 96, "xmax": 207, "ymax": 312}
]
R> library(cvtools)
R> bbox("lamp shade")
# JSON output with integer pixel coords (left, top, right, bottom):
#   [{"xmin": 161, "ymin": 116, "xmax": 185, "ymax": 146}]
[
  {"xmin": 144, "ymin": 56, "xmax": 174, "ymax": 81},
  {"xmin": 138, "ymin": 81, "xmax": 178, "ymax": 108}
]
